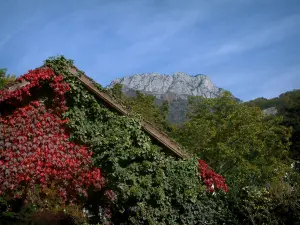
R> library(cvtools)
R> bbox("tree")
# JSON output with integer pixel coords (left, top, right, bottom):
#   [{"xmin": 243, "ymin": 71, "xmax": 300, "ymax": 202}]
[
  {"xmin": 170, "ymin": 91, "xmax": 300, "ymax": 224},
  {"xmin": 247, "ymin": 90, "xmax": 300, "ymax": 172},
  {"xmin": 0, "ymin": 68, "xmax": 16, "ymax": 89},
  {"xmin": 280, "ymin": 90, "xmax": 300, "ymax": 171},
  {"xmin": 108, "ymin": 84, "xmax": 171, "ymax": 132},
  {"xmin": 172, "ymin": 91, "xmax": 291, "ymax": 187}
]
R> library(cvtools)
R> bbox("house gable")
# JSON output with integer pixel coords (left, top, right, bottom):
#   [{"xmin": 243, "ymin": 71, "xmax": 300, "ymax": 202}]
[{"xmin": 0, "ymin": 62, "xmax": 186, "ymax": 159}]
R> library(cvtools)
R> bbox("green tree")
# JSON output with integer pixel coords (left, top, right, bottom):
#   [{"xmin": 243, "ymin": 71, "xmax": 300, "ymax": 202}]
[
  {"xmin": 108, "ymin": 83, "xmax": 126, "ymax": 103},
  {"xmin": 280, "ymin": 91, "xmax": 300, "ymax": 171},
  {"xmin": 172, "ymin": 91, "xmax": 291, "ymax": 187},
  {"xmin": 0, "ymin": 68, "xmax": 16, "ymax": 89},
  {"xmin": 171, "ymin": 91, "xmax": 299, "ymax": 224},
  {"xmin": 247, "ymin": 90, "xmax": 300, "ymax": 172},
  {"xmin": 108, "ymin": 84, "xmax": 171, "ymax": 132}
]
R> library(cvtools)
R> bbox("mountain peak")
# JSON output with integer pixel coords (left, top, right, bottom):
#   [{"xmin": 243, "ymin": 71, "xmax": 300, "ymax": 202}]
[
  {"xmin": 110, "ymin": 72, "xmax": 223, "ymax": 99},
  {"xmin": 109, "ymin": 72, "xmax": 224, "ymax": 123}
]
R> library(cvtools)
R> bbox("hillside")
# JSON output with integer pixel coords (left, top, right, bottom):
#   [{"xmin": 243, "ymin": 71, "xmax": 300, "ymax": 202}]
[
  {"xmin": 246, "ymin": 89, "xmax": 300, "ymax": 111},
  {"xmin": 246, "ymin": 89, "xmax": 300, "ymax": 168}
]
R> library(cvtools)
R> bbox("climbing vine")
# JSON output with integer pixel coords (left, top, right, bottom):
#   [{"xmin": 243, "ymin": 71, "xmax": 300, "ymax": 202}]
[
  {"xmin": 0, "ymin": 101, "xmax": 102, "ymax": 200},
  {"xmin": 0, "ymin": 56, "xmax": 229, "ymax": 224},
  {"xmin": 43, "ymin": 56, "xmax": 229, "ymax": 224},
  {"xmin": 198, "ymin": 160, "xmax": 228, "ymax": 192},
  {"xmin": 0, "ymin": 67, "xmax": 102, "ymax": 212}
]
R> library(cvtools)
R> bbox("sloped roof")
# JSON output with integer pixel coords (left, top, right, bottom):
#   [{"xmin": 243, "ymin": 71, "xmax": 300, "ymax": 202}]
[
  {"xmin": 1, "ymin": 67, "xmax": 186, "ymax": 159},
  {"xmin": 75, "ymin": 73, "xmax": 186, "ymax": 159}
]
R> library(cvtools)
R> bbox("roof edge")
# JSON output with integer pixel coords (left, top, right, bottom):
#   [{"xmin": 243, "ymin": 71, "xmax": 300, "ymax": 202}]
[{"xmin": 76, "ymin": 73, "xmax": 186, "ymax": 159}]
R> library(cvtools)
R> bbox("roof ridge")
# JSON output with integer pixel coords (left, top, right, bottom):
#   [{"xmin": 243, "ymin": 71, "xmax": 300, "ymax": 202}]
[
  {"xmin": 1, "ymin": 66, "xmax": 187, "ymax": 159},
  {"xmin": 76, "ymin": 73, "xmax": 186, "ymax": 159}
]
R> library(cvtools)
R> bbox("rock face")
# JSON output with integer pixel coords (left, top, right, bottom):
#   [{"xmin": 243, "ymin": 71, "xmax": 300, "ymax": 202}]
[
  {"xmin": 109, "ymin": 72, "xmax": 224, "ymax": 123},
  {"xmin": 110, "ymin": 72, "xmax": 223, "ymax": 100},
  {"xmin": 263, "ymin": 107, "xmax": 278, "ymax": 115}
]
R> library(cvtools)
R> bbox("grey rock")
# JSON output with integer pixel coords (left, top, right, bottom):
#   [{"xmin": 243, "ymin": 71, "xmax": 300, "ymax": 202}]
[
  {"xmin": 109, "ymin": 72, "xmax": 223, "ymax": 100},
  {"xmin": 263, "ymin": 107, "xmax": 278, "ymax": 115},
  {"xmin": 109, "ymin": 72, "xmax": 224, "ymax": 123}
]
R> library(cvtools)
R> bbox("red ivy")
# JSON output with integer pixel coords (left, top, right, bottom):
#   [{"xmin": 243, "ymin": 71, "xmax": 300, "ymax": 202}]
[
  {"xmin": 0, "ymin": 68, "xmax": 102, "ymax": 202},
  {"xmin": 198, "ymin": 159, "xmax": 228, "ymax": 193},
  {"xmin": 0, "ymin": 67, "xmax": 69, "ymax": 112}
]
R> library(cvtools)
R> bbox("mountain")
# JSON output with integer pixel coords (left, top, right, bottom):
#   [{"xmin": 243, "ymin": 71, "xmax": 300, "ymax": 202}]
[{"xmin": 109, "ymin": 72, "xmax": 224, "ymax": 123}]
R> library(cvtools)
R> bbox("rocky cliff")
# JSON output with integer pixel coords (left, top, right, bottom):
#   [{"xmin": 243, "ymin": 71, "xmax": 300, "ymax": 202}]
[{"xmin": 109, "ymin": 72, "xmax": 224, "ymax": 123}]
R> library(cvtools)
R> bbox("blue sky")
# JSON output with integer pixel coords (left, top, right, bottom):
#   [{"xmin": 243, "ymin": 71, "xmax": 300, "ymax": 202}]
[{"xmin": 0, "ymin": 0, "xmax": 299, "ymax": 101}]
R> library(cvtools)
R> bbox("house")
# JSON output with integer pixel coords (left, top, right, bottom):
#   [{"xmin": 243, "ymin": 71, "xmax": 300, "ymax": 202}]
[
  {"xmin": 0, "ymin": 60, "xmax": 186, "ymax": 159},
  {"xmin": 0, "ymin": 58, "xmax": 231, "ymax": 225}
]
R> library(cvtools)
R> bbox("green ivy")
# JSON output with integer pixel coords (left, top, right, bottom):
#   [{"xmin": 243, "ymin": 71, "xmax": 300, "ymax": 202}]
[{"xmin": 44, "ymin": 56, "xmax": 228, "ymax": 224}]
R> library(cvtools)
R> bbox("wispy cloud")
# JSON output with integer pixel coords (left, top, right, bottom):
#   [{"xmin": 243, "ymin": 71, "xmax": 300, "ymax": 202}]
[
  {"xmin": 0, "ymin": 35, "xmax": 12, "ymax": 49},
  {"xmin": 163, "ymin": 13, "xmax": 300, "ymax": 72},
  {"xmin": 212, "ymin": 14, "xmax": 300, "ymax": 57},
  {"xmin": 0, "ymin": 0, "xmax": 299, "ymax": 100},
  {"xmin": 259, "ymin": 65, "xmax": 300, "ymax": 99},
  {"xmin": 0, "ymin": 12, "xmax": 38, "ymax": 51}
]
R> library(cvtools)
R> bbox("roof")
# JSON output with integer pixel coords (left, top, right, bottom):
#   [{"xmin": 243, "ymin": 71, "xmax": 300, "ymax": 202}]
[
  {"xmin": 76, "ymin": 73, "xmax": 186, "ymax": 159},
  {"xmin": 1, "ymin": 67, "xmax": 186, "ymax": 159}
]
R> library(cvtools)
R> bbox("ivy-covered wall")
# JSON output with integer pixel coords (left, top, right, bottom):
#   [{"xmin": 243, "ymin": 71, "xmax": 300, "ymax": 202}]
[
  {"xmin": 0, "ymin": 66, "xmax": 102, "ymax": 224},
  {"xmin": 0, "ymin": 56, "xmax": 228, "ymax": 224}
]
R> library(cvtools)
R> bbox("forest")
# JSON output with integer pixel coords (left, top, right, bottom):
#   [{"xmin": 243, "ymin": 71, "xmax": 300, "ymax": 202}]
[{"xmin": 0, "ymin": 56, "xmax": 299, "ymax": 224}]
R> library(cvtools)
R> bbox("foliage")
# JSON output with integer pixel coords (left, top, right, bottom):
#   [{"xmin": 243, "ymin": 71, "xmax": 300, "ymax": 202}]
[
  {"xmin": 246, "ymin": 97, "xmax": 280, "ymax": 109},
  {"xmin": 0, "ymin": 101, "xmax": 101, "ymax": 202},
  {"xmin": 44, "ymin": 56, "xmax": 229, "ymax": 224},
  {"xmin": 172, "ymin": 91, "xmax": 291, "ymax": 187},
  {"xmin": 0, "ymin": 67, "xmax": 102, "ymax": 224},
  {"xmin": 198, "ymin": 160, "xmax": 228, "ymax": 193},
  {"xmin": 0, "ymin": 68, "xmax": 16, "ymax": 89},
  {"xmin": 2, "ymin": 55, "xmax": 299, "ymax": 224},
  {"xmin": 171, "ymin": 91, "xmax": 300, "ymax": 224},
  {"xmin": 281, "ymin": 91, "xmax": 300, "ymax": 170},
  {"xmin": 223, "ymin": 182, "xmax": 300, "ymax": 225},
  {"xmin": 126, "ymin": 90, "xmax": 170, "ymax": 131},
  {"xmin": 247, "ymin": 90, "xmax": 300, "ymax": 171},
  {"xmin": 0, "ymin": 67, "xmax": 67, "ymax": 111},
  {"xmin": 108, "ymin": 84, "xmax": 171, "ymax": 132},
  {"xmin": 246, "ymin": 89, "xmax": 300, "ymax": 110},
  {"xmin": 13, "ymin": 184, "xmax": 89, "ymax": 225}
]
